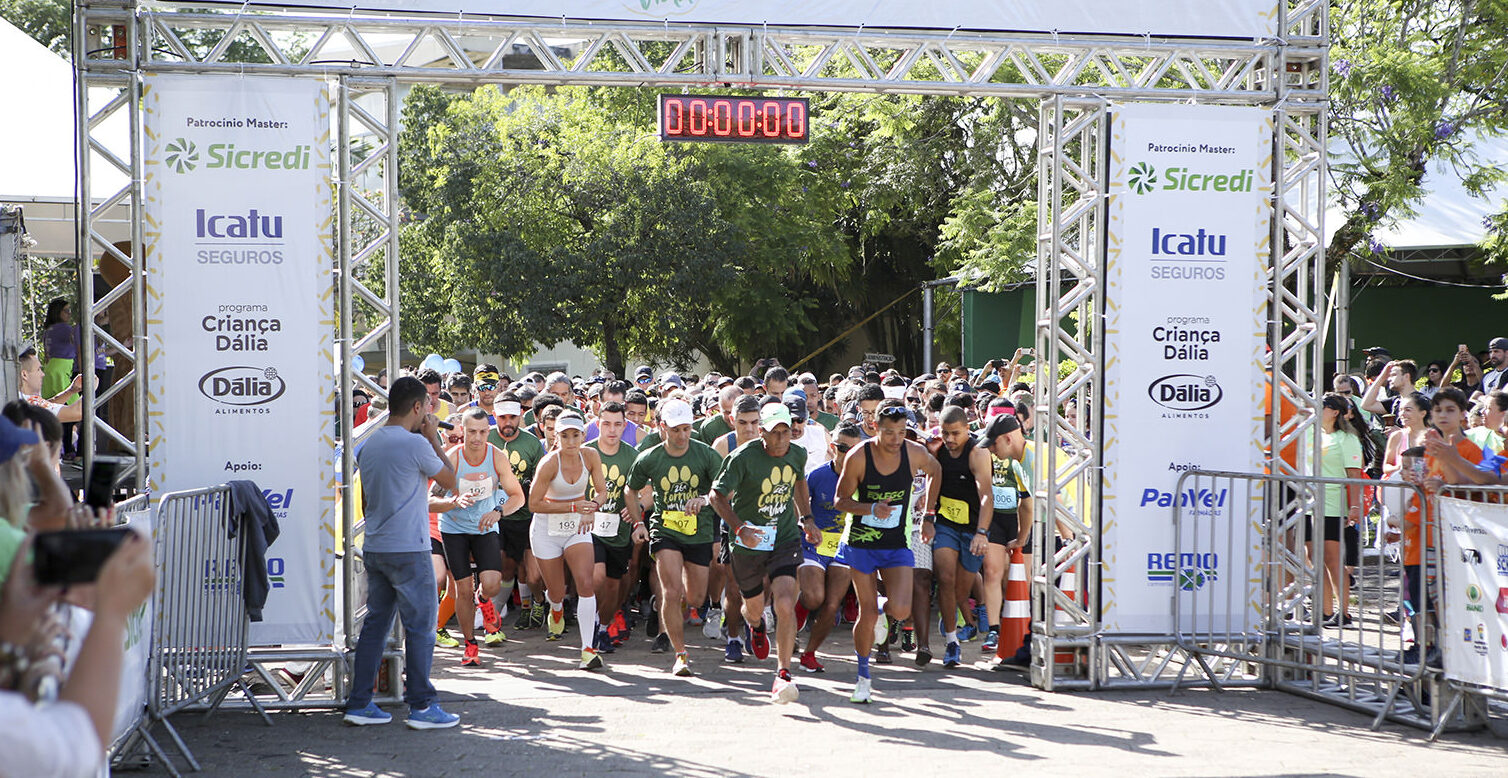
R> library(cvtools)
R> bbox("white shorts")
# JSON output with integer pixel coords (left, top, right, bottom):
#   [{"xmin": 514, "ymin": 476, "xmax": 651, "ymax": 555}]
[
  {"xmin": 530, "ymin": 514, "xmax": 594, "ymax": 560},
  {"xmin": 910, "ymin": 527, "xmax": 933, "ymax": 571}
]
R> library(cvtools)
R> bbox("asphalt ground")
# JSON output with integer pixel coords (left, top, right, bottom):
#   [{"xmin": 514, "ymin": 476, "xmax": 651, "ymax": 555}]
[{"xmin": 130, "ymin": 615, "xmax": 1508, "ymax": 777}]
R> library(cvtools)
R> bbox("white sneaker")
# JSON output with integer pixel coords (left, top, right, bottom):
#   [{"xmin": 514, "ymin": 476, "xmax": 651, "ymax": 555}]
[
  {"xmin": 702, "ymin": 607, "xmax": 723, "ymax": 640},
  {"xmin": 771, "ymin": 674, "xmax": 799, "ymax": 704},
  {"xmin": 873, "ymin": 615, "xmax": 889, "ymax": 646},
  {"xmin": 850, "ymin": 676, "xmax": 872, "ymax": 704},
  {"xmin": 763, "ymin": 606, "xmax": 776, "ymax": 631}
]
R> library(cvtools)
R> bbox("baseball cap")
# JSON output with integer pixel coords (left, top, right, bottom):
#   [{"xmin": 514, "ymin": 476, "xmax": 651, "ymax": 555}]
[
  {"xmin": 474, "ymin": 371, "xmax": 500, "ymax": 388},
  {"xmin": 798, "ymin": 372, "xmax": 818, "ymax": 385},
  {"xmin": 1489, "ymin": 337, "xmax": 1508, "ymax": 351},
  {"xmin": 555, "ymin": 413, "xmax": 586, "ymax": 433},
  {"xmin": 982, "ymin": 413, "xmax": 1023, "ymax": 446},
  {"xmin": 0, "ymin": 415, "xmax": 39, "ymax": 465},
  {"xmin": 1360, "ymin": 346, "xmax": 1391, "ymax": 357},
  {"xmin": 783, "ymin": 397, "xmax": 809, "ymax": 423},
  {"xmin": 782, "ymin": 387, "xmax": 807, "ymax": 403},
  {"xmin": 951, "ymin": 381, "xmax": 973, "ymax": 393},
  {"xmin": 658, "ymin": 398, "xmax": 695, "ymax": 428},
  {"xmin": 759, "ymin": 402, "xmax": 793, "ymax": 431},
  {"xmin": 660, "ymin": 372, "xmax": 685, "ymax": 389}
]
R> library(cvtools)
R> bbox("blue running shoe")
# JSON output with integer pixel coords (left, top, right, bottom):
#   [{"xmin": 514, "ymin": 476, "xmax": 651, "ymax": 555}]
[
  {"xmin": 958, "ymin": 623, "xmax": 977, "ymax": 643},
  {"xmin": 725, "ymin": 638, "xmax": 745, "ymax": 664},
  {"xmin": 943, "ymin": 641, "xmax": 962, "ymax": 668},
  {"xmin": 343, "ymin": 703, "xmax": 392, "ymax": 726},
  {"xmin": 406, "ymin": 704, "xmax": 460, "ymax": 730},
  {"xmin": 973, "ymin": 604, "xmax": 989, "ymax": 635}
]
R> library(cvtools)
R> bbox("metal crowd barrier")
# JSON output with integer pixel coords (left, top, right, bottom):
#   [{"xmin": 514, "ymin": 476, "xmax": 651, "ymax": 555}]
[
  {"xmin": 137, "ymin": 484, "xmax": 272, "ymax": 777},
  {"xmin": 1171, "ymin": 470, "xmax": 1489, "ymax": 734},
  {"xmin": 1427, "ymin": 484, "xmax": 1508, "ymax": 739}
]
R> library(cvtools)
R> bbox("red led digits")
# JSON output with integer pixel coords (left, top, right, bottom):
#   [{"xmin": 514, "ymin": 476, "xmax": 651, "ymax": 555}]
[{"xmin": 659, "ymin": 95, "xmax": 810, "ymax": 145}]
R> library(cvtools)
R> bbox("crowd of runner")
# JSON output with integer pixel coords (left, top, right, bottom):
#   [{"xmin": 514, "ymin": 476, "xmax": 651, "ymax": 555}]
[{"xmin": 352, "ymin": 351, "xmax": 1043, "ymax": 708}]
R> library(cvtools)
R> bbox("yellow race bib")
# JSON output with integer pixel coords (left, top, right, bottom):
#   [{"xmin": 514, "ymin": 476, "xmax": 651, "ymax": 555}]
[
  {"xmin": 937, "ymin": 495, "xmax": 969, "ymax": 525},
  {"xmin": 816, "ymin": 531, "xmax": 842, "ymax": 557},
  {"xmin": 661, "ymin": 509, "xmax": 697, "ymax": 536}
]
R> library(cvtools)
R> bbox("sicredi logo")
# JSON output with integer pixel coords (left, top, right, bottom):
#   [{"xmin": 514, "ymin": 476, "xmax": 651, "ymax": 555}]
[
  {"xmin": 172, "ymin": 141, "xmax": 311, "ymax": 174},
  {"xmin": 1148, "ymin": 374, "xmax": 1223, "ymax": 411},
  {"xmin": 197, "ymin": 366, "xmax": 286, "ymax": 406},
  {"xmin": 1129, "ymin": 162, "xmax": 1254, "ymax": 194}
]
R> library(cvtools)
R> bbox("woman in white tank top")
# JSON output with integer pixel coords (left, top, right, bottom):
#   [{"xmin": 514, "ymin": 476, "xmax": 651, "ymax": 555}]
[{"xmin": 528, "ymin": 411, "xmax": 608, "ymax": 669}]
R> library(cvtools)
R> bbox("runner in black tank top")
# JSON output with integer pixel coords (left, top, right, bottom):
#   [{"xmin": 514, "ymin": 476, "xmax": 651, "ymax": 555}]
[
  {"xmin": 928, "ymin": 405, "xmax": 994, "ymax": 669},
  {"xmin": 842, "ymin": 442, "xmax": 913, "ymax": 550},
  {"xmin": 832, "ymin": 401, "xmax": 941, "ymax": 703},
  {"xmin": 935, "ymin": 436, "xmax": 982, "ymax": 532}
]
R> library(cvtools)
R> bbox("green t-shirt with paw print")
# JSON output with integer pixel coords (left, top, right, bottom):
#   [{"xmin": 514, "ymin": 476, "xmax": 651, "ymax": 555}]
[
  {"xmin": 627, "ymin": 440, "xmax": 721, "ymax": 545},
  {"xmin": 714, "ymin": 440, "xmax": 808, "ymax": 554}
]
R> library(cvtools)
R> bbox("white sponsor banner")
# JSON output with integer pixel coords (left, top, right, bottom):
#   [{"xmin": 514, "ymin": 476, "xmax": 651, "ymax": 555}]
[
  {"xmin": 1101, "ymin": 103, "xmax": 1272, "ymax": 634},
  {"xmin": 144, "ymin": 74, "xmax": 337, "ymax": 646},
  {"xmin": 1438, "ymin": 498, "xmax": 1508, "ymax": 691},
  {"xmin": 190, "ymin": 1, "xmax": 1278, "ymax": 39}
]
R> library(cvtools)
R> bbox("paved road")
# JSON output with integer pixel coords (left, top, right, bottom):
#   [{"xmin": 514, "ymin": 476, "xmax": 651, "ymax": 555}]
[{"xmin": 137, "ymin": 626, "xmax": 1508, "ymax": 777}]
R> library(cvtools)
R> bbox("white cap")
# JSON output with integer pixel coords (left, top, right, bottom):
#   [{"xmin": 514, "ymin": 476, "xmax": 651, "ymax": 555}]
[
  {"xmin": 555, "ymin": 413, "xmax": 586, "ymax": 433},
  {"xmin": 658, "ymin": 399, "xmax": 695, "ymax": 428},
  {"xmin": 495, "ymin": 401, "xmax": 523, "ymax": 417}
]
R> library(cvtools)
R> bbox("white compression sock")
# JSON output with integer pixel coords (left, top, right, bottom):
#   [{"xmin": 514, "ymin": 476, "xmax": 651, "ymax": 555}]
[{"xmin": 577, "ymin": 595, "xmax": 598, "ymax": 651}]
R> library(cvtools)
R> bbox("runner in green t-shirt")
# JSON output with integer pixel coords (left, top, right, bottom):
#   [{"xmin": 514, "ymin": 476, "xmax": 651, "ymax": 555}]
[
  {"xmin": 695, "ymin": 385, "xmax": 739, "ymax": 443},
  {"xmin": 626, "ymin": 398, "xmax": 722, "ymax": 676},
  {"xmin": 588, "ymin": 401, "xmax": 640, "ymax": 655},
  {"xmin": 489, "ymin": 393, "xmax": 547, "ymax": 630},
  {"xmin": 711, "ymin": 401, "xmax": 818, "ymax": 705}
]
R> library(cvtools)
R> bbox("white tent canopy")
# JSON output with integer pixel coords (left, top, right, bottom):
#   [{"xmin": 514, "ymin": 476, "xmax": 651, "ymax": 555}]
[{"xmin": 0, "ymin": 19, "xmax": 130, "ymax": 259}]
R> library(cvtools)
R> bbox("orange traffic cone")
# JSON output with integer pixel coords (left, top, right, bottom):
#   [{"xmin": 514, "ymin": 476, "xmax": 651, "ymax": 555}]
[
  {"xmin": 998, "ymin": 549, "xmax": 1030, "ymax": 660},
  {"xmin": 1053, "ymin": 564, "xmax": 1080, "ymax": 665}
]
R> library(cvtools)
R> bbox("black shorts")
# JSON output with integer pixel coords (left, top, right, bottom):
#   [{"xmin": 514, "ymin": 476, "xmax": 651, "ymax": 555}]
[
  {"xmin": 1304, "ymin": 515, "xmax": 1345, "ymax": 543},
  {"xmin": 730, "ymin": 541, "xmax": 802, "ymax": 598},
  {"xmin": 987, "ymin": 514, "xmax": 1020, "ymax": 546},
  {"xmin": 594, "ymin": 537, "xmax": 634, "ymax": 578},
  {"xmin": 649, "ymin": 534, "xmax": 713, "ymax": 567},
  {"xmin": 441, "ymin": 531, "xmax": 503, "ymax": 579},
  {"xmin": 430, "ymin": 536, "xmax": 445, "ymax": 557},
  {"xmin": 499, "ymin": 519, "xmax": 531, "ymax": 565}
]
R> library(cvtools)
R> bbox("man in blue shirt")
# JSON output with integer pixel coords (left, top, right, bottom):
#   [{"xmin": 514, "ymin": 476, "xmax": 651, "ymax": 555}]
[{"xmin": 345, "ymin": 377, "xmax": 461, "ymax": 730}]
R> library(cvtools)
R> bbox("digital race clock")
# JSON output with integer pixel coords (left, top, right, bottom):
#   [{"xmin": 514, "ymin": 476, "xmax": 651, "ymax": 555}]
[{"xmin": 658, "ymin": 95, "xmax": 810, "ymax": 145}]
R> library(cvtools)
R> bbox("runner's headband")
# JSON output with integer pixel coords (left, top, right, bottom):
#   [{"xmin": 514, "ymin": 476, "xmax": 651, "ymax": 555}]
[
  {"xmin": 556, "ymin": 414, "xmax": 586, "ymax": 432},
  {"xmin": 496, "ymin": 401, "xmax": 523, "ymax": 417}
]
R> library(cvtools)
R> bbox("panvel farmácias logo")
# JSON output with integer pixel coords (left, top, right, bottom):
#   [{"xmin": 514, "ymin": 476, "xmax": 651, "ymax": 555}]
[
  {"xmin": 1128, "ymin": 162, "xmax": 1254, "ymax": 194},
  {"xmin": 169, "ymin": 138, "xmax": 311, "ymax": 174}
]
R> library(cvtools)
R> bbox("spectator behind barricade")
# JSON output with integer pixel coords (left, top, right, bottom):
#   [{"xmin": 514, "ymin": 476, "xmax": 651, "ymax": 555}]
[
  {"xmin": 1466, "ymin": 391, "xmax": 1507, "ymax": 455},
  {"xmin": 1482, "ymin": 337, "xmax": 1508, "ymax": 394},
  {"xmin": 0, "ymin": 414, "xmax": 73, "ymax": 543},
  {"xmin": 1360, "ymin": 359, "xmax": 1417, "ymax": 422},
  {"xmin": 1419, "ymin": 360, "xmax": 1448, "ymax": 400},
  {"xmin": 3, "ymin": 400, "xmax": 64, "ymax": 475},
  {"xmin": 376, "ymin": 367, "xmax": 388, "ymax": 389},
  {"xmin": 1309, "ymin": 393, "xmax": 1373, "ymax": 626},
  {"xmin": 1382, "ymin": 395, "xmax": 1432, "ymax": 480},
  {"xmin": 0, "ymin": 524, "xmax": 154, "ymax": 778},
  {"xmin": 1443, "ymin": 343, "xmax": 1484, "ymax": 398}
]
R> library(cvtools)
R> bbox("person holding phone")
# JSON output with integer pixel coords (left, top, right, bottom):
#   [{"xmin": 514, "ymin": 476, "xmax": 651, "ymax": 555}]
[
  {"xmin": 344, "ymin": 377, "xmax": 460, "ymax": 730},
  {"xmin": 0, "ymin": 531, "xmax": 154, "ymax": 778}
]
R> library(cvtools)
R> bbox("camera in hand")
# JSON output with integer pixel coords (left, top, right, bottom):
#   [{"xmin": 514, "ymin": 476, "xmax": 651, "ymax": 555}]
[{"xmin": 33, "ymin": 528, "xmax": 133, "ymax": 585}]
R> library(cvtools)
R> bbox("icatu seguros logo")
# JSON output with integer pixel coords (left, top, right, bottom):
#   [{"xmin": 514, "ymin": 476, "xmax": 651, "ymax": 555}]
[
  {"xmin": 197, "ymin": 366, "xmax": 286, "ymax": 406},
  {"xmin": 1148, "ymin": 374, "xmax": 1223, "ymax": 411}
]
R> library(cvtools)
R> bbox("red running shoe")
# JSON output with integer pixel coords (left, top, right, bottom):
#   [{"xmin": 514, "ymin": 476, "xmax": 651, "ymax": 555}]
[
  {"xmin": 799, "ymin": 650, "xmax": 825, "ymax": 673},
  {"xmin": 461, "ymin": 641, "xmax": 480, "ymax": 667},
  {"xmin": 478, "ymin": 597, "xmax": 501, "ymax": 635},
  {"xmin": 751, "ymin": 622, "xmax": 771, "ymax": 660}
]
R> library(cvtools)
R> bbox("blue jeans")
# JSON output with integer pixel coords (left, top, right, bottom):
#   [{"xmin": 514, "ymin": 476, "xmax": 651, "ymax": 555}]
[{"xmin": 347, "ymin": 551, "xmax": 438, "ymax": 712}]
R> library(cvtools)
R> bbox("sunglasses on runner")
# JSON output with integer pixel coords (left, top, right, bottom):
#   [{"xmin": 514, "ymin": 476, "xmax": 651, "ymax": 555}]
[
  {"xmin": 476, "ymin": 383, "xmax": 497, "ymax": 391},
  {"xmin": 877, "ymin": 406, "xmax": 909, "ymax": 420},
  {"xmin": 834, "ymin": 443, "xmax": 853, "ymax": 454}
]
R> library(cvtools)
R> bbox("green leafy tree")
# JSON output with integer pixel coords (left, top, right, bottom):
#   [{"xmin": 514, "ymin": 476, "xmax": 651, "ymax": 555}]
[{"xmin": 1329, "ymin": 0, "xmax": 1508, "ymax": 269}]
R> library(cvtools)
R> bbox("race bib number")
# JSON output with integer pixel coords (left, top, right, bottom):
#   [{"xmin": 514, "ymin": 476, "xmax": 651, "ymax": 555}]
[
  {"xmin": 460, "ymin": 472, "xmax": 494, "ymax": 500},
  {"xmin": 661, "ymin": 510, "xmax": 697, "ymax": 536},
  {"xmin": 592, "ymin": 512, "xmax": 620, "ymax": 538},
  {"xmin": 992, "ymin": 485, "xmax": 1019, "ymax": 512},
  {"xmin": 816, "ymin": 530, "xmax": 842, "ymax": 557},
  {"xmin": 738, "ymin": 523, "xmax": 777, "ymax": 551},
  {"xmin": 937, "ymin": 495, "xmax": 969, "ymax": 525},
  {"xmin": 861, "ymin": 503, "xmax": 901, "ymax": 530},
  {"xmin": 546, "ymin": 513, "xmax": 579, "ymax": 537}
]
